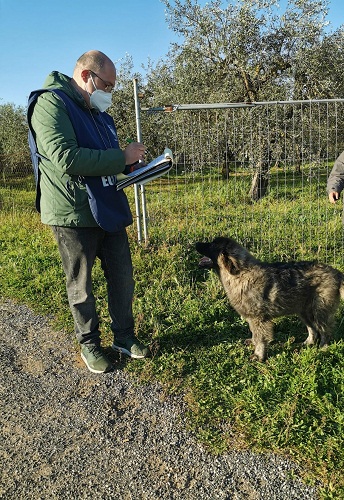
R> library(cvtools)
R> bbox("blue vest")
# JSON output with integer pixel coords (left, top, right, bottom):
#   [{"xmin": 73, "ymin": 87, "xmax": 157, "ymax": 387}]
[{"xmin": 27, "ymin": 88, "xmax": 133, "ymax": 232}]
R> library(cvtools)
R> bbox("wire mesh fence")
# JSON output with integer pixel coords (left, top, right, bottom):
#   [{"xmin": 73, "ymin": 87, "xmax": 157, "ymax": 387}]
[
  {"xmin": 2, "ymin": 98, "xmax": 344, "ymax": 266},
  {"xmin": 134, "ymin": 99, "xmax": 344, "ymax": 265}
]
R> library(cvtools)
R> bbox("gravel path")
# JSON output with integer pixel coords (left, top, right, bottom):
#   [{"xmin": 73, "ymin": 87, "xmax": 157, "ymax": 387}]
[{"xmin": 0, "ymin": 299, "xmax": 320, "ymax": 499}]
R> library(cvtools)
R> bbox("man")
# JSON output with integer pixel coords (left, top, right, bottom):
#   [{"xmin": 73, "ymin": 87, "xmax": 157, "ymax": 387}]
[{"xmin": 28, "ymin": 50, "xmax": 149, "ymax": 374}]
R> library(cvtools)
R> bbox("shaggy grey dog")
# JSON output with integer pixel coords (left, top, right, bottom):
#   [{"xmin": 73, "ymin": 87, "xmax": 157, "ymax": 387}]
[{"xmin": 196, "ymin": 236, "xmax": 344, "ymax": 361}]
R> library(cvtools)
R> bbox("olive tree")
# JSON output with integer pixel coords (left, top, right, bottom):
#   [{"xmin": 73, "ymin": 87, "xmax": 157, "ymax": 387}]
[
  {"xmin": 109, "ymin": 54, "xmax": 147, "ymax": 150},
  {"xmin": 0, "ymin": 103, "xmax": 31, "ymax": 180},
  {"xmin": 293, "ymin": 27, "xmax": 344, "ymax": 99},
  {"xmin": 146, "ymin": 0, "xmax": 339, "ymax": 198},
  {"xmin": 161, "ymin": 0, "xmax": 331, "ymax": 102}
]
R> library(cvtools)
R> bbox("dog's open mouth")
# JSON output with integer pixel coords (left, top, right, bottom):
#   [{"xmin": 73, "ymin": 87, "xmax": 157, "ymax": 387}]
[{"xmin": 198, "ymin": 256, "xmax": 213, "ymax": 268}]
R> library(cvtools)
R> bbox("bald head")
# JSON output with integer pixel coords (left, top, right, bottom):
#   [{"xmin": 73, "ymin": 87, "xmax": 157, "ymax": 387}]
[
  {"xmin": 75, "ymin": 50, "xmax": 115, "ymax": 74},
  {"xmin": 71, "ymin": 50, "xmax": 116, "ymax": 108}
]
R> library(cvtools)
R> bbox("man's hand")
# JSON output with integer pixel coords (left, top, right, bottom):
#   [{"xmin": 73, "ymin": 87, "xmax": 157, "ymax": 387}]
[
  {"xmin": 124, "ymin": 141, "xmax": 146, "ymax": 166},
  {"xmin": 329, "ymin": 191, "xmax": 340, "ymax": 204}
]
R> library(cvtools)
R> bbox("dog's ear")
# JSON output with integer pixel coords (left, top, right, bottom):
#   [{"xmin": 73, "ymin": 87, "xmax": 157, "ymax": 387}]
[{"xmin": 218, "ymin": 252, "xmax": 241, "ymax": 275}]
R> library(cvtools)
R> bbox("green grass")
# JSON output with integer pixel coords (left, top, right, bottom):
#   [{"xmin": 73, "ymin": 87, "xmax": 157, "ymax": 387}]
[{"xmin": 1, "ymin": 169, "xmax": 344, "ymax": 498}]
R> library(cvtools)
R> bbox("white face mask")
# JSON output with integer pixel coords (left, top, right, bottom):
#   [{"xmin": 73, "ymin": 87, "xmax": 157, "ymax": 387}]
[
  {"xmin": 90, "ymin": 89, "xmax": 112, "ymax": 112},
  {"xmin": 87, "ymin": 73, "xmax": 112, "ymax": 112}
]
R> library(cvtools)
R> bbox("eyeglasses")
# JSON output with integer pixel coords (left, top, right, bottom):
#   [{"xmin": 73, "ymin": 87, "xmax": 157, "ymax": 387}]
[{"xmin": 90, "ymin": 71, "xmax": 115, "ymax": 93}]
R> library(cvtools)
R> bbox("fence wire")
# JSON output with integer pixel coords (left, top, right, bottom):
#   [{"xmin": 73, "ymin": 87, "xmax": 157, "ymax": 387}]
[
  {"xmin": 137, "ymin": 99, "xmax": 344, "ymax": 266},
  {"xmin": 2, "ymin": 99, "xmax": 344, "ymax": 267}
]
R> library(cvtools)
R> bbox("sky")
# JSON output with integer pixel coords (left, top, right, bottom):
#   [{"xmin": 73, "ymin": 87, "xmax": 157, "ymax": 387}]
[{"xmin": 0, "ymin": 0, "xmax": 343, "ymax": 107}]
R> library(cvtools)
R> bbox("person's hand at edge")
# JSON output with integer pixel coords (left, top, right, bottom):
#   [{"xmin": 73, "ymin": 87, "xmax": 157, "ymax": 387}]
[{"xmin": 329, "ymin": 191, "xmax": 340, "ymax": 203}]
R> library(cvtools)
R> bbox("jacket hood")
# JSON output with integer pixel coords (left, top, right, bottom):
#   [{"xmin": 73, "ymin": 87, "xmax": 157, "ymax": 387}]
[{"xmin": 42, "ymin": 71, "xmax": 86, "ymax": 109}]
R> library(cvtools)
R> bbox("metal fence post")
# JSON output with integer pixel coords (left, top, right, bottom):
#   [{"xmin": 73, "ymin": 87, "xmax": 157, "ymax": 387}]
[{"xmin": 133, "ymin": 78, "xmax": 149, "ymax": 244}]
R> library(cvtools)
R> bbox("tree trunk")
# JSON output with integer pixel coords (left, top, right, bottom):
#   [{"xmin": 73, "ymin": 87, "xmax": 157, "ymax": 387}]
[{"xmin": 249, "ymin": 162, "xmax": 270, "ymax": 201}]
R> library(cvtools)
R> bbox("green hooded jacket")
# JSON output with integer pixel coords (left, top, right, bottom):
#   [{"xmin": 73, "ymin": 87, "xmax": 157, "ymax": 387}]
[{"xmin": 31, "ymin": 71, "xmax": 127, "ymax": 227}]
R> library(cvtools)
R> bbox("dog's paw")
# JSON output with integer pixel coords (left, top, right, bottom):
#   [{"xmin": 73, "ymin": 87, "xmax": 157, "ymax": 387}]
[
  {"xmin": 249, "ymin": 353, "xmax": 266, "ymax": 362},
  {"xmin": 244, "ymin": 338, "xmax": 254, "ymax": 346},
  {"xmin": 303, "ymin": 338, "xmax": 316, "ymax": 346},
  {"xmin": 319, "ymin": 342, "xmax": 330, "ymax": 350}
]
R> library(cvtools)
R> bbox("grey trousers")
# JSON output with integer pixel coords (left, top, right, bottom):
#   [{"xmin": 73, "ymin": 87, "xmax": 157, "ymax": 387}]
[{"xmin": 51, "ymin": 226, "xmax": 135, "ymax": 345}]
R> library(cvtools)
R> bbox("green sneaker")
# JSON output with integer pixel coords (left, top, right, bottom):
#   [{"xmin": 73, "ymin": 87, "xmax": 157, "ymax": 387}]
[
  {"xmin": 80, "ymin": 344, "xmax": 113, "ymax": 374},
  {"xmin": 112, "ymin": 337, "xmax": 150, "ymax": 359}
]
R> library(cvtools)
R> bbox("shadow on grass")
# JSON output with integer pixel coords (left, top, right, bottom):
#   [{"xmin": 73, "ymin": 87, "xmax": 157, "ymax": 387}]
[
  {"xmin": 152, "ymin": 295, "xmax": 344, "ymax": 366},
  {"xmin": 104, "ymin": 347, "xmax": 133, "ymax": 370}
]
